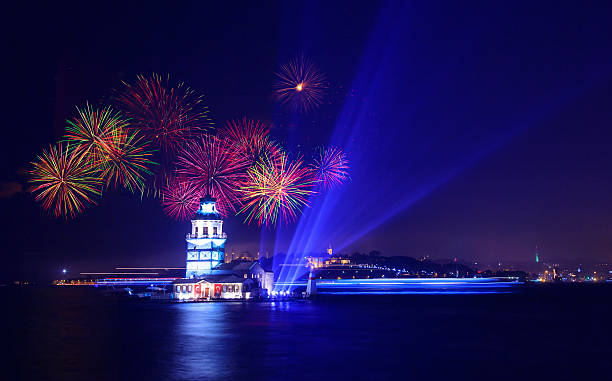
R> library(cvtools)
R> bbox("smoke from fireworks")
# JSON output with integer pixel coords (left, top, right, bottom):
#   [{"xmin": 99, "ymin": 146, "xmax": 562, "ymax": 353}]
[
  {"xmin": 239, "ymin": 152, "xmax": 315, "ymax": 226},
  {"xmin": 29, "ymin": 143, "xmax": 102, "ymax": 219},
  {"xmin": 311, "ymin": 146, "xmax": 349, "ymax": 190},
  {"xmin": 274, "ymin": 55, "xmax": 327, "ymax": 113},
  {"xmin": 115, "ymin": 73, "xmax": 212, "ymax": 157},
  {"xmin": 175, "ymin": 135, "xmax": 250, "ymax": 216},
  {"xmin": 160, "ymin": 177, "xmax": 202, "ymax": 221},
  {"xmin": 219, "ymin": 118, "xmax": 282, "ymax": 166}
]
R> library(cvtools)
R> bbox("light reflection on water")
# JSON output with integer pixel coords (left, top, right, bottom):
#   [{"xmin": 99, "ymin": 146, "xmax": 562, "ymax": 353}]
[
  {"xmin": 170, "ymin": 303, "xmax": 229, "ymax": 380},
  {"xmin": 9, "ymin": 286, "xmax": 612, "ymax": 380},
  {"xmin": 164, "ymin": 300, "xmax": 325, "ymax": 380}
]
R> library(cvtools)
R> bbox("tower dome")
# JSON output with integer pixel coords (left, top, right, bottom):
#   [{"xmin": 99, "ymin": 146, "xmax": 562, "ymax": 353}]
[{"xmin": 193, "ymin": 196, "xmax": 222, "ymax": 220}]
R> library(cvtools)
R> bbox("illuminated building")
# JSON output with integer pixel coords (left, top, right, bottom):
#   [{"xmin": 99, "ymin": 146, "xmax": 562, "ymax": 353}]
[
  {"xmin": 306, "ymin": 256, "xmax": 325, "ymax": 268},
  {"xmin": 231, "ymin": 251, "xmax": 259, "ymax": 261},
  {"xmin": 305, "ymin": 245, "xmax": 334, "ymax": 269},
  {"xmin": 325, "ymin": 256, "xmax": 351, "ymax": 265},
  {"xmin": 173, "ymin": 277, "xmax": 246, "ymax": 300},
  {"xmin": 535, "ymin": 245, "xmax": 540, "ymax": 263},
  {"xmin": 185, "ymin": 196, "xmax": 226, "ymax": 278},
  {"xmin": 172, "ymin": 261, "xmax": 273, "ymax": 300},
  {"xmin": 211, "ymin": 261, "xmax": 273, "ymax": 295},
  {"xmin": 173, "ymin": 196, "xmax": 274, "ymax": 300}
]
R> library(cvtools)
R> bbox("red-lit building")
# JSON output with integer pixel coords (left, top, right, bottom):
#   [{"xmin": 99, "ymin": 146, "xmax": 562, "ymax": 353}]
[
  {"xmin": 173, "ymin": 276, "xmax": 248, "ymax": 300},
  {"xmin": 172, "ymin": 261, "xmax": 273, "ymax": 301}
]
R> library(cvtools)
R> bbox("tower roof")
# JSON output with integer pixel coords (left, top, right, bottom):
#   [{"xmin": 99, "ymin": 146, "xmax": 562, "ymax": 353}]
[{"xmin": 193, "ymin": 196, "xmax": 222, "ymax": 220}]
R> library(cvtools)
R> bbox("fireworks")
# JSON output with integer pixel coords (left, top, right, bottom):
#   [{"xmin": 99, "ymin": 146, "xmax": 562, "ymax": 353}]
[
  {"xmin": 64, "ymin": 104, "xmax": 128, "ymax": 166},
  {"xmin": 175, "ymin": 135, "xmax": 251, "ymax": 216},
  {"xmin": 64, "ymin": 104, "xmax": 156, "ymax": 193},
  {"xmin": 160, "ymin": 177, "xmax": 202, "ymax": 221},
  {"xmin": 311, "ymin": 146, "xmax": 349, "ymax": 190},
  {"xmin": 115, "ymin": 73, "xmax": 212, "ymax": 157},
  {"xmin": 274, "ymin": 55, "xmax": 327, "ymax": 113},
  {"xmin": 28, "ymin": 66, "xmax": 350, "ymax": 223},
  {"xmin": 219, "ymin": 118, "xmax": 282, "ymax": 166},
  {"xmin": 239, "ymin": 152, "xmax": 315, "ymax": 226},
  {"xmin": 98, "ymin": 129, "xmax": 156, "ymax": 193},
  {"xmin": 29, "ymin": 143, "xmax": 102, "ymax": 219}
]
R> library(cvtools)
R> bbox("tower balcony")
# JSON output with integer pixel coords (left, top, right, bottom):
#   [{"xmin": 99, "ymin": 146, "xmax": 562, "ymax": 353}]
[{"xmin": 186, "ymin": 232, "xmax": 227, "ymax": 239}]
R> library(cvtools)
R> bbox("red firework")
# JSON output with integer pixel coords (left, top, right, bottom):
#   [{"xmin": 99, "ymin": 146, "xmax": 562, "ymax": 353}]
[
  {"xmin": 160, "ymin": 176, "xmax": 203, "ymax": 221},
  {"xmin": 274, "ymin": 55, "xmax": 327, "ymax": 113},
  {"xmin": 239, "ymin": 152, "xmax": 316, "ymax": 226},
  {"xmin": 311, "ymin": 146, "xmax": 349, "ymax": 190},
  {"xmin": 175, "ymin": 134, "xmax": 250, "ymax": 216},
  {"xmin": 218, "ymin": 118, "xmax": 282, "ymax": 166},
  {"xmin": 115, "ymin": 73, "xmax": 212, "ymax": 157}
]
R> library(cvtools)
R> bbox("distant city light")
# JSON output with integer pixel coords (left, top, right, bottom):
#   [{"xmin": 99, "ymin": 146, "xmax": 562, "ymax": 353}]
[{"xmin": 62, "ymin": 269, "xmax": 67, "ymax": 274}]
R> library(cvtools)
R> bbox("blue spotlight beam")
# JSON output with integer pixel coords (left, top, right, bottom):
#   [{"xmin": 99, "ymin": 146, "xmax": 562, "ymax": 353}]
[{"xmin": 275, "ymin": 1, "xmax": 609, "ymax": 287}]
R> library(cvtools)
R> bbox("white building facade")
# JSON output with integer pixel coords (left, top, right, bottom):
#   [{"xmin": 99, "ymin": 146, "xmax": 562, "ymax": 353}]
[{"xmin": 185, "ymin": 196, "xmax": 226, "ymax": 278}]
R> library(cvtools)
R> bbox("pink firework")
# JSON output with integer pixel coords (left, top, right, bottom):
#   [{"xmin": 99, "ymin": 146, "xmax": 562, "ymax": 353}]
[
  {"xmin": 115, "ymin": 73, "xmax": 212, "ymax": 158},
  {"xmin": 175, "ymin": 134, "xmax": 250, "ymax": 216},
  {"xmin": 274, "ymin": 55, "xmax": 327, "ymax": 113},
  {"xmin": 311, "ymin": 146, "xmax": 349, "ymax": 190},
  {"xmin": 160, "ymin": 177, "xmax": 202, "ymax": 221},
  {"xmin": 218, "ymin": 118, "xmax": 282, "ymax": 166}
]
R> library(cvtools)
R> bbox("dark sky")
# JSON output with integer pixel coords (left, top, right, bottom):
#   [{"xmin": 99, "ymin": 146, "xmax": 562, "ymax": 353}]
[{"xmin": 2, "ymin": 1, "xmax": 612, "ymax": 281}]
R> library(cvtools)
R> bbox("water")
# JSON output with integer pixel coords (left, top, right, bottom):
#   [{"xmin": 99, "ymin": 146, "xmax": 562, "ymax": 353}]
[{"xmin": 5, "ymin": 285, "xmax": 611, "ymax": 380}]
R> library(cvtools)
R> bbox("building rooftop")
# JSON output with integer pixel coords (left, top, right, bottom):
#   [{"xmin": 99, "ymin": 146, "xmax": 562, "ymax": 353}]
[
  {"xmin": 172, "ymin": 278, "xmax": 205, "ymax": 284},
  {"xmin": 173, "ymin": 274, "xmax": 248, "ymax": 285},
  {"xmin": 193, "ymin": 196, "xmax": 222, "ymax": 220}
]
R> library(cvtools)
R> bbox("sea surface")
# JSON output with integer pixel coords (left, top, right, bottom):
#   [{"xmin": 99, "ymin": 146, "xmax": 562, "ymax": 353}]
[{"xmin": 5, "ymin": 284, "xmax": 611, "ymax": 380}]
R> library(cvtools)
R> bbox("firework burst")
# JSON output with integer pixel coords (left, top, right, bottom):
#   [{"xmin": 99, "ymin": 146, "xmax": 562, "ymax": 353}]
[
  {"xmin": 311, "ymin": 146, "xmax": 349, "ymax": 190},
  {"xmin": 239, "ymin": 152, "xmax": 316, "ymax": 226},
  {"xmin": 63, "ymin": 104, "xmax": 156, "ymax": 193},
  {"xmin": 29, "ymin": 143, "xmax": 102, "ymax": 219},
  {"xmin": 64, "ymin": 104, "xmax": 128, "ymax": 166},
  {"xmin": 98, "ymin": 129, "xmax": 156, "ymax": 193},
  {"xmin": 219, "ymin": 118, "xmax": 282, "ymax": 166},
  {"xmin": 175, "ymin": 135, "xmax": 250, "ymax": 216},
  {"xmin": 274, "ymin": 55, "xmax": 327, "ymax": 113},
  {"xmin": 160, "ymin": 176, "xmax": 202, "ymax": 221},
  {"xmin": 115, "ymin": 73, "xmax": 212, "ymax": 157}
]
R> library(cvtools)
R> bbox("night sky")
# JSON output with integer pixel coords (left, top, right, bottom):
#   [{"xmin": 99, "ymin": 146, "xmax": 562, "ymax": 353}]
[{"xmin": 2, "ymin": 1, "xmax": 612, "ymax": 282}]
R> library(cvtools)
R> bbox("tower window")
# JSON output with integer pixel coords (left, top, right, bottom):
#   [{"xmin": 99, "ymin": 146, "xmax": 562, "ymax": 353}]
[
  {"xmin": 195, "ymin": 227, "xmax": 198, "ymax": 235},
  {"xmin": 213, "ymin": 227, "xmax": 218, "ymax": 235},
  {"xmin": 203, "ymin": 227, "xmax": 208, "ymax": 236}
]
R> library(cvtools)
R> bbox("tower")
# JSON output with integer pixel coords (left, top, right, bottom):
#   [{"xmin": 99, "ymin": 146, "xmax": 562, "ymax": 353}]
[
  {"xmin": 535, "ymin": 245, "xmax": 540, "ymax": 263},
  {"xmin": 306, "ymin": 267, "xmax": 317, "ymax": 296},
  {"xmin": 185, "ymin": 196, "xmax": 226, "ymax": 278}
]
